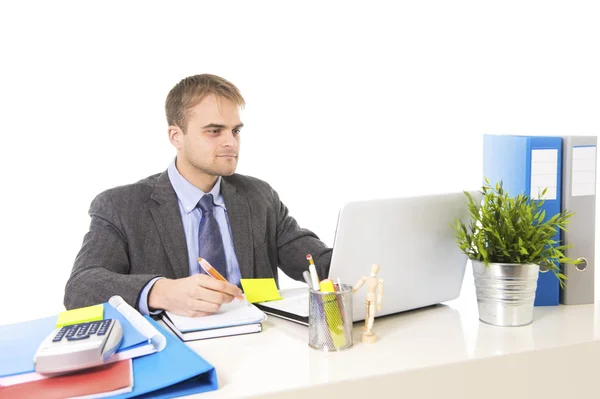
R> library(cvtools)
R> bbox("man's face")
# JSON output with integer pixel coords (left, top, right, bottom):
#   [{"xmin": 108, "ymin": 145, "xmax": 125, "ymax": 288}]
[{"xmin": 178, "ymin": 94, "xmax": 243, "ymax": 177}]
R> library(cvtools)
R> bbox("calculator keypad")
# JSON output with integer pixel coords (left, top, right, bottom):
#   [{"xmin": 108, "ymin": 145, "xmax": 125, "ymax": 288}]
[
  {"xmin": 97, "ymin": 320, "xmax": 111, "ymax": 336},
  {"xmin": 52, "ymin": 320, "xmax": 112, "ymax": 342}
]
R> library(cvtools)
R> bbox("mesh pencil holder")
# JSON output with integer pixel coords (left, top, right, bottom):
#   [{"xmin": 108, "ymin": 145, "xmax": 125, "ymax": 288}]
[{"xmin": 308, "ymin": 284, "xmax": 353, "ymax": 351}]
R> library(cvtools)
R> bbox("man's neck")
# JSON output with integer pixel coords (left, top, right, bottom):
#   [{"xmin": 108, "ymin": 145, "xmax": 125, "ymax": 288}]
[{"xmin": 175, "ymin": 158, "xmax": 219, "ymax": 193}]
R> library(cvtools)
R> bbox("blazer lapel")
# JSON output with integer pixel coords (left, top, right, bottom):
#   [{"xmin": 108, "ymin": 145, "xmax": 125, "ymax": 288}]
[
  {"xmin": 222, "ymin": 178, "xmax": 255, "ymax": 279},
  {"xmin": 150, "ymin": 171, "xmax": 189, "ymax": 279}
]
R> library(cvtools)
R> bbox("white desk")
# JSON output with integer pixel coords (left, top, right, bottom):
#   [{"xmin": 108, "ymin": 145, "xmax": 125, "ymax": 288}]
[{"xmin": 174, "ymin": 288, "xmax": 600, "ymax": 399}]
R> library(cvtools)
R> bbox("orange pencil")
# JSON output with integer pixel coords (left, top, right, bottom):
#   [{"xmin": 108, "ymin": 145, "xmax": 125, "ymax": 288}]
[
  {"xmin": 198, "ymin": 257, "xmax": 244, "ymax": 300},
  {"xmin": 198, "ymin": 257, "xmax": 227, "ymax": 281}
]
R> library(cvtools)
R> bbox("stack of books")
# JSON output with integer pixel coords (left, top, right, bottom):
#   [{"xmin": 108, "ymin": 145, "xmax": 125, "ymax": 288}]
[{"xmin": 162, "ymin": 299, "xmax": 267, "ymax": 341}]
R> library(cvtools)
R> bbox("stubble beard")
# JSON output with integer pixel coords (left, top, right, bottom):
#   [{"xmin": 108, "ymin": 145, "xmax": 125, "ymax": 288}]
[{"xmin": 191, "ymin": 158, "xmax": 237, "ymax": 177}]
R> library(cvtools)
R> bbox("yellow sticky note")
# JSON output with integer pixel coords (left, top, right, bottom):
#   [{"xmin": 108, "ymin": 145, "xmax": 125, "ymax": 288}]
[
  {"xmin": 56, "ymin": 304, "xmax": 104, "ymax": 327},
  {"xmin": 240, "ymin": 278, "xmax": 283, "ymax": 303}
]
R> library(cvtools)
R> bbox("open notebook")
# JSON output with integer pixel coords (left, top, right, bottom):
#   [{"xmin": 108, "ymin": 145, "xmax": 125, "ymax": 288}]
[{"xmin": 162, "ymin": 299, "xmax": 267, "ymax": 341}]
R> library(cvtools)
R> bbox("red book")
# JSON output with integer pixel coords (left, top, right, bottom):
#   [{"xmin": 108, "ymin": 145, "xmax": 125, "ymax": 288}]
[{"xmin": 0, "ymin": 359, "xmax": 132, "ymax": 399}]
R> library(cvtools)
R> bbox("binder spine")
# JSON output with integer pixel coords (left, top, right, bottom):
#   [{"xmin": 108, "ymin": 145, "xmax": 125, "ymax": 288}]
[
  {"xmin": 529, "ymin": 136, "xmax": 562, "ymax": 306},
  {"xmin": 560, "ymin": 136, "xmax": 597, "ymax": 305}
]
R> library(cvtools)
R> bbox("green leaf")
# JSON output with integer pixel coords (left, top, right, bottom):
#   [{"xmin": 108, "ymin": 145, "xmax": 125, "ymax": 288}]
[{"xmin": 452, "ymin": 177, "xmax": 579, "ymax": 286}]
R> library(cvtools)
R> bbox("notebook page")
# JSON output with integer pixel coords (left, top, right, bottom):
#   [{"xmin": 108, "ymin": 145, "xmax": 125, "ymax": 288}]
[{"xmin": 165, "ymin": 300, "xmax": 266, "ymax": 332}]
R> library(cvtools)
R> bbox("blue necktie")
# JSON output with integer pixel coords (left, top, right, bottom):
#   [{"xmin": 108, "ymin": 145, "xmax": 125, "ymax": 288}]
[{"xmin": 197, "ymin": 194, "xmax": 228, "ymax": 280}]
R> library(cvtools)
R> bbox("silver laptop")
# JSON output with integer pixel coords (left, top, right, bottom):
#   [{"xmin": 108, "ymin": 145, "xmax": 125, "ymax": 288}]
[{"xmin": 256, "ymin": 191, "xmax": 479, "ymax": 324}]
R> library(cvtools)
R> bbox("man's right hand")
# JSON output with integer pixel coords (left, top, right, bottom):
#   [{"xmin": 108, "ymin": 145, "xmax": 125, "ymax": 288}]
[{"xmin": 148, "ymin": 274, "xmax": 244, "ymax": 317}]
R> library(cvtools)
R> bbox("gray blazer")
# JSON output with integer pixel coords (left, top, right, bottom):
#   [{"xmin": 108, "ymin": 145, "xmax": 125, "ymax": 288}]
[{"xmin": 64, "ymin": 170, "xmax": 332, "ymax": 310}]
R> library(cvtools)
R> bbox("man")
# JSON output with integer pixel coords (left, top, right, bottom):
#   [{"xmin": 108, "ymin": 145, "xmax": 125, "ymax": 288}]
[{"xmin": 64, "ymin": 74, "xmax": 332, "ymax": 316}]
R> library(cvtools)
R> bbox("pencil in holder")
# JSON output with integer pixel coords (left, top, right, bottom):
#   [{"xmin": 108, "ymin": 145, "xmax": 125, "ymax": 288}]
[{"xmin": 308, "ymin": 284, "xmax": 353, "ymax": 351}]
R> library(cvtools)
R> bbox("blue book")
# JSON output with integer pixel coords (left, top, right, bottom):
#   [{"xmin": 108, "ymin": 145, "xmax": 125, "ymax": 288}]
[{"xmin": 483, "ymin": 134, "xmax": 563, "ymax": 306}]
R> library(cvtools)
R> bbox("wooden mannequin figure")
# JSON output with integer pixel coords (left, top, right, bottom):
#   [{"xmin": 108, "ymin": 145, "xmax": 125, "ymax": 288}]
[{"xmin": 352, "ymin": 263, "xmax": 384, "ymax": 343}]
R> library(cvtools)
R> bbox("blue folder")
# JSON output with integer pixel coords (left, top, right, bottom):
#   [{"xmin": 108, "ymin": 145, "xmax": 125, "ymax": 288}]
[
  {"xmin": 113, "ymin": 318, "xmax": 218, "ymax": 398},
  {"xmin": 483, "ymin": 134, "xmax": 563, "ymax": 306},
  {"xmin": 0, "ymin": 304, "xmax": 218, "ymax": 397}
]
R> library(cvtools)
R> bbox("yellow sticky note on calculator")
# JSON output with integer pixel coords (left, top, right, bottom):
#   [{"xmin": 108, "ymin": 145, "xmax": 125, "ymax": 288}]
[
  {"xmin": 56, "ymin": 304, "xmax": 104, "ymax": 327},
  {"xmin": 240, "ymin": 278, "xmax": 283, "ymax": 303}
]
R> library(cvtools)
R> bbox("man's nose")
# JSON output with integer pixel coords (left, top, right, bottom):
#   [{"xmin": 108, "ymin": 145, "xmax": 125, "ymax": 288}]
[{"xmin": 222, "ymin": 131, "xmax": 238, "ymax": 147}]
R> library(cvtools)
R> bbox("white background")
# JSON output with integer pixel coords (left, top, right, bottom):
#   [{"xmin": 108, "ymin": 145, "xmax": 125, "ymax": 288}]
[{"xmin": 0, "ymin": 1, "xmax": 599, "ymax": 325}]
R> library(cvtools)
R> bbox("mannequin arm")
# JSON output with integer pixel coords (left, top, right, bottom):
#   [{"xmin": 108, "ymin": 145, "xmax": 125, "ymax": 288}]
[
  {"xmin": 352, "ymin": 276, "xmax": 366, "ymax": 294},
  {"xmin": 376, "ymin": 279, "xmax": 384, "ymax": 310}
]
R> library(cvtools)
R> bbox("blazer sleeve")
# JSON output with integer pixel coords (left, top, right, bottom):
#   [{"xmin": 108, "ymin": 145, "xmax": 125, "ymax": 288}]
[
  {"xmin": 270, "ymin": 186, "xmax": 332, "ymax": 282},
  {"xmin": 63, "ymin": 191, "xmax": 161, "ymax": 310}
]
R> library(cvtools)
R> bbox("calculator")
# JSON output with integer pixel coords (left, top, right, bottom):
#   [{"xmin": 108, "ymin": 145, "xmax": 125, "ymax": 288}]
[{"xmin": 33, "ymin": 319, "xmax": 123, "ymax": 376}]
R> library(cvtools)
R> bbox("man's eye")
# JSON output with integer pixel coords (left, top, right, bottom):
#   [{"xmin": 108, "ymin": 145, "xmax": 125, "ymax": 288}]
[
  {"xmin": 209, "ymin": 129, "xmax": 220, "ymax": 134},
  {"xmin": 233, "ymin": 129, "xmax": 241, "ymax": 135}
]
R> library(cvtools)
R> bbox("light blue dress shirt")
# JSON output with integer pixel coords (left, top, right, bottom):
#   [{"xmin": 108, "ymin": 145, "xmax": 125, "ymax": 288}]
[{"xmin": 138, "ymin": 160, "xmax": 242, "ymax": 315}]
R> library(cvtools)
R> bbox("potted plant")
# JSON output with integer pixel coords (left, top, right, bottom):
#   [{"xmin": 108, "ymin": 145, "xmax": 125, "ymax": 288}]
[{"xmin": 452, "ymin": 178, "xmax": 579, "ymax": 327}]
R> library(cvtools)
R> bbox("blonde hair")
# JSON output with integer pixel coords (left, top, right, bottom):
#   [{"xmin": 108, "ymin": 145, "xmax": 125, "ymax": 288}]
[{"xmin": 165, "ymin": 74, "xmax": 245, "ymax": 131}]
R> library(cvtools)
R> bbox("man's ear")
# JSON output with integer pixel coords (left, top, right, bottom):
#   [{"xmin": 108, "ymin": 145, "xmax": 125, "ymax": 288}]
[{"xmin": 168, "ymin": 125, "xmax": 184, "ymax": 149}]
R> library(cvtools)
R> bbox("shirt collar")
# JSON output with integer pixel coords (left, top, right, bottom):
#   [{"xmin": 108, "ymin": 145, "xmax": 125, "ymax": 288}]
[{"xmin": 167, "ymin": 158, "xmax": 226, "ymax": 214}]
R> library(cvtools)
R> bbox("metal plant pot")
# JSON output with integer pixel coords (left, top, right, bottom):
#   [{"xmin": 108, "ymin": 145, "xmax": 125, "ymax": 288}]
[{"xmin": 472, "ymin": 260, "xmax": 540, "ymax": 327}]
